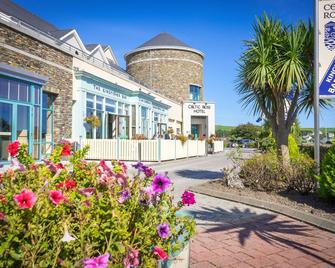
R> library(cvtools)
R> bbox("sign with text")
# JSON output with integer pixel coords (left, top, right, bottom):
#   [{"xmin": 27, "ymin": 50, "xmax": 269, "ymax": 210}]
[{"xmin": 318, "ymin": 0, "xmax": 335, "ymax": 98}]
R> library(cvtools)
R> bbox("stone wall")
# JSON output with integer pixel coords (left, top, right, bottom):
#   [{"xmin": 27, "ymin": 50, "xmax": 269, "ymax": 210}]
[
  {"xmin": 126, "ymin": 49, "xmax": 203, "ymax": 103},
  {"xmin": 0, "ymin": 24, "xmax": 73, "ymax": 141}
]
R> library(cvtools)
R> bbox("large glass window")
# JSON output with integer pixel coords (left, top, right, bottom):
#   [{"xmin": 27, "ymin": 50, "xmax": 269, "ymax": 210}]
[
  {"xmin": 85, "ymin": 92, "xmax": 132, "ymax": 139},
  {"xmin": 189, "ymin": 85, "xmax": 201, "ymax": 101},
  {"xmin": 0, "ymin": 76, "xmax": 52, "ymax": 161},
  {"xmin": 141, "ymin": 106, "xmax": 149, "ymax": 138}
]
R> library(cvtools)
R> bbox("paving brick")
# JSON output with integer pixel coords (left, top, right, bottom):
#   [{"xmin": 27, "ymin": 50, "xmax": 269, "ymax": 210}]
[
  {"xmin": 267, "ymin": 253, "xmax": 290, "ymax": 264},
  {"xmin": 278, "ymin": 249, "xmax": 306, "ymax": 260},
  {"xmin": 210, "ymin": 255, "xmax": 239, "ymax": 267},
  {"xmin": 289, "ymin": 256, "xmax": 318, "ymax": 267},
  {"xmin": 190, "ymin": 261, "xmax": 216, "ymax": 268},
  {"xmin": 230, "ymin": 252, "xmax": 253, "ymax": 261},
  {"xmin": 245, "ymin": 256, "xmax": 276, "ymax": 267},
  {"xmin": 212, "ymin": 247, "xmax": 234, "ymax": 256}
]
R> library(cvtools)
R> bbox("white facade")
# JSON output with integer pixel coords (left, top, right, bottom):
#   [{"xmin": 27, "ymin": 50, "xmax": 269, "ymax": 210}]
[{"xmin": 182, "ymin": 101, "xmax": 215, "ymax": 138}]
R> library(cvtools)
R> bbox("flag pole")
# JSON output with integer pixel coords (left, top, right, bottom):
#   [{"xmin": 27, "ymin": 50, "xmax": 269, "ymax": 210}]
[{"xmin": 314, "ymin": 0, "xmax": 320, "ymax": 173}]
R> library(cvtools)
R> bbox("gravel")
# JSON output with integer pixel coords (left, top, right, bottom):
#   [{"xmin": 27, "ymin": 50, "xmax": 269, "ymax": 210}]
[{"xmin": 204, "ymin": 179, "xmax": 335, "ymax": 222}]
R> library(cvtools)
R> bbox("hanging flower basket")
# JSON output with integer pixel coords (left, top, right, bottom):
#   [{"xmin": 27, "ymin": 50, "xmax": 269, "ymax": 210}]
[{"xmin": 84, "ymin": 115, "xmax": 101, "ymax": 129}]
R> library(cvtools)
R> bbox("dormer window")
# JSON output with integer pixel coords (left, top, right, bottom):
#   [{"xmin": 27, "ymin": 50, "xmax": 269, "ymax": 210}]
[{"xmin": 189, "ymin": 85, "xmax": 201, "ymax": 101}]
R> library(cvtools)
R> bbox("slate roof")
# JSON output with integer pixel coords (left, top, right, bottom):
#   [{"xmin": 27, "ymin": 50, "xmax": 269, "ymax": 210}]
[
  {"xmin": 137, "ymin": 32, "xmax": 192, "ymax": 49},
  {"xmin": 85, "ymin": 44, "xmax": 100, "ymax": 52},
  {"xmin": 48, "ymin": 29, "xmax": 73, "ymax": 39},
  {"xmin": 0, "ymin": 0, "xmax": 58, "ymax": 34}
]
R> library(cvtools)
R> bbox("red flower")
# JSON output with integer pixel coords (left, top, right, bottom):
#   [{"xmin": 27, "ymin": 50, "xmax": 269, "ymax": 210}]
[
  {"xmin": 13, "ymin": 189, "xmax": 37, "ymax": 209},
  {"xmin": 7, "ymin": 141, "xmax": 20, "ymax": 157},
  {"xmin": 181, "ymin": 191, "xmax": 196, "ymax": 206},
  {"xmin": 56, "ymin": 163, "xmax": 65, "ymax": 170},
  {"xmin": 65, "ymin": 179, "xmax": 76, "ymax": 189},
  {"xmin": 57, "ymin": 179, "xmax": 76, "ymax": 190},
  {"xmin": 153, "ymin": 246, "xmax": 168, "ymax": 260},
  {"xmin": 49, "ymin": 190, "xmax": 65, "ymax": 205},
  {"xmin": 0, "ymin": 212, "xmax": 5, "ymax": 221},
  {"xmin": 61, "ymin": 144, "xmax": 72, "ymax": 156}
]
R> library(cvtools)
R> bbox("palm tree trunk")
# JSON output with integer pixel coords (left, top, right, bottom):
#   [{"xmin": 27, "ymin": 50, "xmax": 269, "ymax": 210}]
[{"xmin": 276, "ymin": 127, "xmax": 290, "ymax": 168}]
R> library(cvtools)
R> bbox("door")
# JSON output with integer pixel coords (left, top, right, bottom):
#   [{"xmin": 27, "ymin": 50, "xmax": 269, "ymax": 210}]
[
  {"xmin": 0, "ymin": 101, "xmax": 32, "ymax": 161},
  {"xmin": 0, "ymin": 102, "xmax": 12, "ymax": 160}
]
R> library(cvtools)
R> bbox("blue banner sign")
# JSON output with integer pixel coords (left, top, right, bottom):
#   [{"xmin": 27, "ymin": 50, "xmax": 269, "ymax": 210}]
[{"xmin": 319, "ymin": 56, "xmax": 335, "ymax": 98}]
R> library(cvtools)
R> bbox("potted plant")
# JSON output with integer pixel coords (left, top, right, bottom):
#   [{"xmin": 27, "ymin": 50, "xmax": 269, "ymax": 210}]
[{"xmin": 0, "ymin": 141, "xmax": 196, "ymax": 267}]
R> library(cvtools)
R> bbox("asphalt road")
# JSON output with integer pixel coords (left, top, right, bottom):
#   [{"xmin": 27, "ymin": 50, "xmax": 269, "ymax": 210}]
[{"xmin": 152, "ymin": 151, "xmax": 232, "ymax": 199}]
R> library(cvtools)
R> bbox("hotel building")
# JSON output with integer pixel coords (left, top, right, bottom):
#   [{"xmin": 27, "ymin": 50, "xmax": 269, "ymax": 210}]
[{"xmin": 0, "ymin": 0, "xmax": 215, "ymax": 162}]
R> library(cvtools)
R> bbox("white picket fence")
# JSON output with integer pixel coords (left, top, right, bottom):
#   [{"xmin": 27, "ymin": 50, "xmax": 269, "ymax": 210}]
[
  {"xmin": 78, "ymin": 139, "xmax": 224, "ymax": 162},
  {"xmin": 213, "ymin": 140, "xmax": 225, "ymax": 153}
]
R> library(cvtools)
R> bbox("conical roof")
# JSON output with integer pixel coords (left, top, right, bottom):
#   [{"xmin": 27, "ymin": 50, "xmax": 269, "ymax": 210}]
[
  {"xmin": 125, "ymin": 32, "xmax": 203, "ymax": 58},
  {"xmin": 137, "ymin": 32, "xmax": 191, "ymax": 49}
]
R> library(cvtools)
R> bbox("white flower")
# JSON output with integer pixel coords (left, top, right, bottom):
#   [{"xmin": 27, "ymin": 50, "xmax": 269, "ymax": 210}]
[{"xmin": 60, "ymin": 229, "xmax": 76, "ymax": 242}]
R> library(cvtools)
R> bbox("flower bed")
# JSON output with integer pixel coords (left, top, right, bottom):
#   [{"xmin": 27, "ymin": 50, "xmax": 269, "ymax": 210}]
[{"xmin": 0, "ymin": 141, "xmax": 196, "ymax": 267}]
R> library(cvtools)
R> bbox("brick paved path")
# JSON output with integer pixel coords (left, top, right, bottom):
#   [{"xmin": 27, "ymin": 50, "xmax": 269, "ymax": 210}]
[{"xmin": 187, "ymin": 195, "xmax": 335, "ymax": 268}]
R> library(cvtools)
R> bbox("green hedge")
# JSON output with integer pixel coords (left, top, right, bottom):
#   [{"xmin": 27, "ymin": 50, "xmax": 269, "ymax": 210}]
[{"xmin": 299, "ymin": 144, "xmax": 332, "ymax": 162}]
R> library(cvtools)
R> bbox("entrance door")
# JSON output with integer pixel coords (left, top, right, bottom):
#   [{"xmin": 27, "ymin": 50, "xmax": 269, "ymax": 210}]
[
  {"xmin": 0, "ymin": 102, "xmax": 32, "ymax": 161},
  {"xmin": 191, "ymin": 124, "xmax": 199, "ymax": 139},
  {"xmin": 0, "ymin": 102, "xmax": 12, "ymax": 160}
]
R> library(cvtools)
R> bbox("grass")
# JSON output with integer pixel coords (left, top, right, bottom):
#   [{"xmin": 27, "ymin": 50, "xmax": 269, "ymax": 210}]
[
  {"xmin": 301, "ymin": 128, "xmax": 335, "ymax": 133},
  {"xmin": 215, "ymin": 125, "xmax": 235, "ymax": 131}
]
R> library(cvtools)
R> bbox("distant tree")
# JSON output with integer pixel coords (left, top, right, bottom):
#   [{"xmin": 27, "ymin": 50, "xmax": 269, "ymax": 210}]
[
  {"xmin": 229, "ymin": 123, "xmax": 261, "ymax": 140},
  {"xmin": 236, "ymin": 14, "xmax": 332, "ymax": 166}
]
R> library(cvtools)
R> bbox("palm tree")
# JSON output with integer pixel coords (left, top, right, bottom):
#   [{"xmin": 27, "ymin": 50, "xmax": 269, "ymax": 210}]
[{"xmin": 236, "ymin": 14, "xmax": 331, "ymax": 166}]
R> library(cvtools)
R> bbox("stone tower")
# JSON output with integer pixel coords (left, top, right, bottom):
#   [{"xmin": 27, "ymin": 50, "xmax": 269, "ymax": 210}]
[{"xmin": 125, "ymin": 33, "xmax": 204, "ymax": 103}]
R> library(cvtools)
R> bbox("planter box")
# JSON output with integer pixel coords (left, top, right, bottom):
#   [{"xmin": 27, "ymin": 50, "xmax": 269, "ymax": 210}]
[{"xmin": 160, "ymin": 243, "xmax": 189, "ymax": 268}]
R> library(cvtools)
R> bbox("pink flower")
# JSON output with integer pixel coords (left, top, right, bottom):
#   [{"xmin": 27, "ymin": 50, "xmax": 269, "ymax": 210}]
[
  {"xmin": 83, "ymin": 253, "xmax": 110, "ymax": 268},
  {"xmin": 49, "ymin": 190, "xmax": 64, "ymax": 205},
  {"xmin": 0, "ymin": 212, "xmax": 5, "ymax": 221},
  {"xmin": 152, "ymin": 174, "xmax": 170, "ymax": 194},
  {"xmin": 13, "ymin": 189, "xmax": 37, "ymax": 209},
  {"xmin": 153, "ymin": 246, "xmax": 168, "ymax": 260},
  {"xmin": 181, "ymin": 191, "xmax": 196, "ymax": 206},
  {"xmin": 7, "ymin": 140, "xmax": 20, "ymax": 157},
  {"xmin": 123, "ymin": 248, "xmax": 140, "ymax": 268},
  {"xmin": 78, "ymin": 187, "xmax": 95, "ymax": 197}
]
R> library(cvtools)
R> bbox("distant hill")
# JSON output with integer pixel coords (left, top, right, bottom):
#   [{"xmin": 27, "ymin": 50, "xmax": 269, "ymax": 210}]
[
  {"xmin": 301, "ymin": 128, "xmax": 335, "ymax": 133},
  {"xmin": 215, "ymin": 125, "xmax": 235, "ymax": 131}
]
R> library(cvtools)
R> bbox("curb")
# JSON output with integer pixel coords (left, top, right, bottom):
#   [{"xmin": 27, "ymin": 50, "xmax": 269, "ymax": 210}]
[{"xmin": 188, "ymin": 185, "xmax": 335, "ymax": 233}]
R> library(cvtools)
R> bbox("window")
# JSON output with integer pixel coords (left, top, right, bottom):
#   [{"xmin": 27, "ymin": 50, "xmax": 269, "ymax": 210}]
[
  {"xmin": 189, "ymin": 85, "xmax": 201, "ymax": 101},
  {"xmin": 106, "ymin": 98, "xmax": 116, "ymax": 113}
]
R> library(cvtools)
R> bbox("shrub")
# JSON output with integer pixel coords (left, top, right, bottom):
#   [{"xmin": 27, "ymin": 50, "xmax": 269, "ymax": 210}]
[
  {"xmin": 239, "ymin": 152, "xmax": 287, "ymax": 192},
  {"xmin": 316, "ymin": 143, "xmax": 335, "ymax": 199},
  {"xmin": 299, "ymin": 144, "xmax": 332, "ymax": 163},
  {"xmin": 176, "ymin": 134, "xmax": 188, "ymax": 145},
  {"xmin": 132, "ymin": 134, "xmax": 146, "ymax": 140},
  {"xmin": 0, "ymin": 141, "xmax": 195, "ymax": 267},
  {"xmin": 259, "ymin": 136, "xmax": 276, "ymax": 152},
  {"xmin": 288, "ymin": 154, "xmax": 317, "ymax": 195},
  {"xmin": 288, "ymin": 134, "xmax": 299, "ymax": 158}
]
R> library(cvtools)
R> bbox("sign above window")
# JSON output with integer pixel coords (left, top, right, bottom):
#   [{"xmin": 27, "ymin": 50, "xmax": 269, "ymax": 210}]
[{"xmin": 93, "ymin": 85, "xmax": 128, "ymax": 100}]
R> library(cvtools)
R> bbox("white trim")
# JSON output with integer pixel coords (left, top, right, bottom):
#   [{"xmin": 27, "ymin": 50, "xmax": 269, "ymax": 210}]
[
  {"xmin": 124, "ymin": 45, "xmax": 204, "ymax": 59},
  {"xmin": 59, "ymin": 29, "xmax": 87, "ymax": 52},
  {"xmin": 103, "ymin": 45, "xmax": 119, "ymax": 65},
  {"xmin": 127, "ymin": 57, "xmax": 203, "ymax": 67},
  {"xmin": 89, "ymin": 45, "xmax": 109, "ymax": 63}
]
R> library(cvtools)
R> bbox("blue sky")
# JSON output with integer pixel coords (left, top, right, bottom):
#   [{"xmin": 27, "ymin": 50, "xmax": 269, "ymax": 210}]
[{"xmin": 14, "ymin": 0, "xmax": 335, "ymax": 128}]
